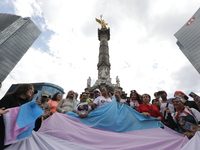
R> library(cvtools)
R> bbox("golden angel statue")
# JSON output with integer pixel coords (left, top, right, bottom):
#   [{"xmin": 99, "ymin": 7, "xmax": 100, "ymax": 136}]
[{"xmin": 95, "ymin": 15, "xmax": 108, "ymax": 28}]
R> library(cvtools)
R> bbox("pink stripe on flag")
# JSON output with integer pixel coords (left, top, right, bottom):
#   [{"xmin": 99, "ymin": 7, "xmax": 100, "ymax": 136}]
[
  {"xmin": 4, "ymin": 107, "xmax": 30, "ymax": 145},
  {"xmin": 39, "ymin": 113, "xmax": 189, "ymax": 150}
]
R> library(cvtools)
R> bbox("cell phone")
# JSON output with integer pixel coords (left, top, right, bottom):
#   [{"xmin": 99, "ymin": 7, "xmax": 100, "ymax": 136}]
[
  {"xmin": 189, "ymin": 92, "xmax": 196, "ymax": 98},
  {"xmin": 189, "ymin": 92, "xmax": 200, "ymax": 101}
]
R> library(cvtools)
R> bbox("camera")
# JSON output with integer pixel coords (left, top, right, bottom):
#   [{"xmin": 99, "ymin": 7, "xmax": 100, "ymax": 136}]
[{"xmin": 189, "ymin": 92, "xmax": 200, "ymax": 101}]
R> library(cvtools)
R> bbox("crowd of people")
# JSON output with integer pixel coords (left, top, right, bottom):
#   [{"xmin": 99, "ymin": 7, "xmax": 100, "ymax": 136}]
[{"xmin": 0, "ymin": 83, "xmax": 200, "ymax": 149}]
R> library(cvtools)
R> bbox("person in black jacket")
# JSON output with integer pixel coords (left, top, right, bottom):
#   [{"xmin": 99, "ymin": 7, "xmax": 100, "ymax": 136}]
[{"xmin": 0, "ymin": 84, "xmax": 34, "ymax": 150}]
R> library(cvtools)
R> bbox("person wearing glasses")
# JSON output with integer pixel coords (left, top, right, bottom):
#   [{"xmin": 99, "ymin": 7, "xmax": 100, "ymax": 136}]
[
  {"xmin": 56, "ymin": 90, "xmax": 77, "ymax": 113},
  {"xmin": 93, "ymin": 89, "xmax": 101, "ymax": 99}
]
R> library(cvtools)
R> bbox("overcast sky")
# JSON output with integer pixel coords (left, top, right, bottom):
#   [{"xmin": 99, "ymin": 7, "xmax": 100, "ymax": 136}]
[{"xmin": 1, "ymin": 0, "xmax": 200, "ymax": 100}]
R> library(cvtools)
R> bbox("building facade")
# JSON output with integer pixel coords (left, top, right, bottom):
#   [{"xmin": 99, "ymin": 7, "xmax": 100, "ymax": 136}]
[
  {"xmin": 0, "ymin": 13, "xmax": 41, "ymax": 84},
  {"xmin": 6, "ymin": 82, "xmax": 65, "ymax": 100},
  {"xmin": 174, "ymin": 8, "xmax": 200, "ymax": 74}
]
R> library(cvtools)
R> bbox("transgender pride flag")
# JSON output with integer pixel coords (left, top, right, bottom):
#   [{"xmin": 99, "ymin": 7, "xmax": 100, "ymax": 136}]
[
  {"xmin": 4, "ymin": 100, "xmax": 191, "ymax": 150},
  {"xmin": 3, "ymin": 101, "xmax": 44, "ymax": 145},
  {"xmin": 66, "ymin": 100, "xmax": 163, "ymax": 132}
]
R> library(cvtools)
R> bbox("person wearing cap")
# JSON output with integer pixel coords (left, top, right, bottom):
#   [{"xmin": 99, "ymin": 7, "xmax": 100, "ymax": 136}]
[
  {"xmin": 91, "ymin": 87, "xmax": 112, "ymax": 109},
  {"xmin": 40, "ymin": 91, "xmax": 51, "ymax": 111},
  {"xmin": 165, "ymin": 97, "xmax": 200, "ymax": 138},
  {"xmin": 34, "ymin": 91, "xmax": 51, "ymax": 131},
  {"xmin": 93, "ymin": 89, "xmax": 101, "ymax": 99},
  {"xmin": 174, "ymin": 91, "xmax": 199, "ymax": 112},
  {"xmin": 158, "ymin": 90, "xmax": 174, "ymax": 126}
]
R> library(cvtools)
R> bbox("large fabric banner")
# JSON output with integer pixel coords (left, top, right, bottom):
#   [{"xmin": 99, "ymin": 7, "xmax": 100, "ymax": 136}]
[
  {"xmin": 37, "ymin": 113, "xmax": 188, "ymax": 150},
  {"xmin": 67, "ymin": 100, "xmax": 163, "ymax": 132},
  {"xmin": 3, "ymin": 101, "xmax": 44, "ymax": 145},
  {"xmin": 3, "ymin": 100, "xmax": 191, "ymax": 150},
  {"xmin": 181, "ymin": 131, "xmax": 200, "ymax": 150},
  {"xmin": 5, "ymin": 112, "xmax": 189, "ymax": 150}
]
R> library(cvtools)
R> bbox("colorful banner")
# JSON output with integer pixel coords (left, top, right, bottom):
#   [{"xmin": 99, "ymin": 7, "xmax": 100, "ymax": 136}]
[{"xmin": 3, "ymin": 101, "xmax": 44, "ymax": 145}]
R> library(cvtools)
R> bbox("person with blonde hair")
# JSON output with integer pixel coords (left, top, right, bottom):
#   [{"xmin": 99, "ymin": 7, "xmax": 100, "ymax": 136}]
[{"xmin": 56, "ymin": 90, "xmax": 77, "ymax": 113}]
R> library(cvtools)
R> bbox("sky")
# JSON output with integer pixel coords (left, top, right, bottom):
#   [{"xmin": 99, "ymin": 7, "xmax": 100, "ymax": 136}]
[{"xmin": 0, "ymin": 0, "xmax": 200, "ymax": 100}]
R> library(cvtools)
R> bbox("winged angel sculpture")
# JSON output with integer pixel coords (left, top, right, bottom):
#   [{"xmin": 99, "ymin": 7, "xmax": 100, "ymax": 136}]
[{"xmin": 95, "ymin": 15, "xmax": 108, "ymax": 28}]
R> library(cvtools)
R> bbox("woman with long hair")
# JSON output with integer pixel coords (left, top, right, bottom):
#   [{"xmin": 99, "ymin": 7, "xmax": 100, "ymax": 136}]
[
  {"xmin": 0, "ymin": 83, "xmax": 35, "ymax": 149},
  {"xmin": 128, "ymin": 90, "xmax": 142, "ymax": 110},
  {"xmin": 56, "ymin": 90, "xmax": 77, "ymax": 113},
  {"xmin": 48, "ymin": 92, "xmax": 62, "ymax": 113},
  {"xmin": 0, "ymin": 83, "xmax": 34, "ymax": 109}
]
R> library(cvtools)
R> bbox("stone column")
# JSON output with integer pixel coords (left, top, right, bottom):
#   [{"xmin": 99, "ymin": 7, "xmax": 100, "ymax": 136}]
[{"xmin": 97, "ymin": 28, "xmax": 111, "ymax": 81}]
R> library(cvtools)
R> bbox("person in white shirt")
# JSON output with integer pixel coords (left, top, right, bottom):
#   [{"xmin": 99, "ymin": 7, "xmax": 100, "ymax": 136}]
[
  {"xmin": 158, "ymin": 90, "xmax": 174, "ymax": 126},
  {"xmin": 75, "ymin": 93, "xmax": 92, "ymax": 118},
  {"xmin": 92, "ymin": 87, "xmax": 112, "ymax": 109}
]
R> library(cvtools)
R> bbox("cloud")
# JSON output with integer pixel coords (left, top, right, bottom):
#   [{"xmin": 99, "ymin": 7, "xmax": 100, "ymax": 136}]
[{"xmin": 1, "ymin": 0, "xmax": 200, "ymax": 100}]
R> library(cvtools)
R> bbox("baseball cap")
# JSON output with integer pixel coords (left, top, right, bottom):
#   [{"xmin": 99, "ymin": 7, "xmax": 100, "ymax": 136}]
[
  {"xmin": 174, "ymin": 91, "xmax": 189, "ymax": 100},
  {"xmin": 41, "ymin": 91, "xmax": 50, "ymax": 97},
  {"xmin": 93, "ymin": 89, "xmax": 100, "ymax": 93},
  {"xmin": 168, "ymin": 97, "xmax": 184, "ymax": 104}
]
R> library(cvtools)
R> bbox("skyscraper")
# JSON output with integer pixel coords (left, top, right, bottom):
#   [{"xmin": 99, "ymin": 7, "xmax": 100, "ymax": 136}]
[
  {"xmin": 174, "ymin": 8, "xmax": 200, "ymax": 74},
  {"xmin": 0, "ymin": 13, "xmax": 41, "ymax": 83}
]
